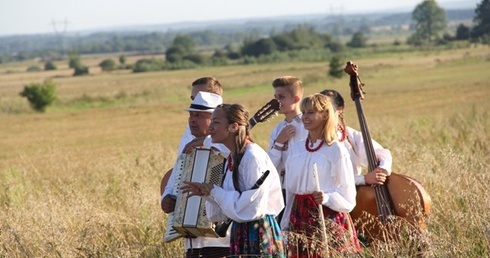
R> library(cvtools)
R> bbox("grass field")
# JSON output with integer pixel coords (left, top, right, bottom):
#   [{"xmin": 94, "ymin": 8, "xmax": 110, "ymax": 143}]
[{"xmin": 0, "ymin": 45, "xmax": 489, "ymax": 257}]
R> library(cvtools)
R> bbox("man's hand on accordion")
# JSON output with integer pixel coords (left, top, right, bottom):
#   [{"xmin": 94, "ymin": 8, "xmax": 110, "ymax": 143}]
[
  {"xmin": 181, "ymin": 181, "xmax": 214, "ymax": 197},
  {"xmin": 161, "ymin": 194, "xmax": 177, "ymax": 213},
  {"xmin": 182, "ymin": 137, "xmax": 205, "ymax": 154}
]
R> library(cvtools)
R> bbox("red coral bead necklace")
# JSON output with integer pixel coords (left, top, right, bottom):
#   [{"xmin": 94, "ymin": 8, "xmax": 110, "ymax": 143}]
[{"xmin": 305, "ymin": 138, "xmax": 324, "ymax": 152}]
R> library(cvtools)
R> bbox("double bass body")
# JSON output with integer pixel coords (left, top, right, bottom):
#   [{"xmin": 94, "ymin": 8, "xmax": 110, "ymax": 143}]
[{"xmin": 351, "ymin": 173, "xmax": 432, "ymax": 241}]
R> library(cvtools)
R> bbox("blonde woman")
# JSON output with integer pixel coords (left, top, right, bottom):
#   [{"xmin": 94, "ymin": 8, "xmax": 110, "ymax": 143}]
[{"xmin": 281, "ymin": 94, "xmax": 361, "ymax": 257}]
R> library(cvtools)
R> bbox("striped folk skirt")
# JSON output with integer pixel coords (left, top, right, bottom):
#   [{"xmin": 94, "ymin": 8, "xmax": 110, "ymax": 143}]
[
  {"xmin": 230, "ymin": 214, "xmax": 286, "ymax": 257},
  {"xmin": 288, "ymin": 194, "xmax": 361, "ymax": 258}
]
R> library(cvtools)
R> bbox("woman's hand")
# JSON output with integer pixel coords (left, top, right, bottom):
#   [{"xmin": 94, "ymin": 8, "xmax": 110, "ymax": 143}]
[
  {"xmin": 181, "ymin": 181, "xmax": 214, "ymax": 197},
  {"xmin": 364, "ymin": 167, "xmax": 389, "ymax": 185},
  {"xmin": 312, "ymin": 190, "xmax": 324, "ymax": 205}
]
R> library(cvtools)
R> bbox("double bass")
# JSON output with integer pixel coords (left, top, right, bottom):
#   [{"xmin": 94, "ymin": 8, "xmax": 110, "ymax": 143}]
[{"xmin": 344, "ymin": 61, "xmax": 432, "ymax": 242}]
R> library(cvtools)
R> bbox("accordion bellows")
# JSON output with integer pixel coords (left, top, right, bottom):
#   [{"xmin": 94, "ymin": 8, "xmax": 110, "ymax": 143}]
[{"xmin": 172, "ymin": 148, "xmax": 225, "ymax": 238}]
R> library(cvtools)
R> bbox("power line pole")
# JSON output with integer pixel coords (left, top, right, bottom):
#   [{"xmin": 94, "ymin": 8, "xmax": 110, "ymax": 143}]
[
  {"xmin": 330, "ymin": 4, "xmax": 345, "ymax": 38},
  {"xmin": 51, "ymin": 18, "xmax": 70, "ymax": 55}
]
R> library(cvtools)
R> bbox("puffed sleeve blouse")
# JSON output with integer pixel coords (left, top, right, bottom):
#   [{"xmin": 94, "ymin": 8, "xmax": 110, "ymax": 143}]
[
  {"xmin": 204, "ymin": 143, "xmax": 284, "ymax": 223},
  {"xmin": 281, "ymin": 139, "xmax": 356, "ymax": 229}
]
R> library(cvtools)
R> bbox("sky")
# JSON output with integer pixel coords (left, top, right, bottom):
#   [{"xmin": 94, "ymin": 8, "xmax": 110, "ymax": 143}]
[{"xmin": 0, "ymin": 0, "xmax": 478, "ymax": 36}]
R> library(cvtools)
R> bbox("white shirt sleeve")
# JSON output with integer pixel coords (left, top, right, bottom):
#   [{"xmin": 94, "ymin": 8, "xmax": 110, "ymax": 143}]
[
  {"xmin": 267, "ymin": 122, "xmax": 284, "ymax": 169},
  {"xmin": 162, "ymin": 169, "xmax": 175, "ymax": 199},
  {"xmin": 208, "ymin": 185, "xmax": 267, "ymax": 222},
  {"xmin": 163, "ymin": 126, "xmax": 195, "ymax": 202},
  {"xmin": 204, "ymin": 196, "xmax": 229, "ymax": 222},
  {"xmin": 177, "ymin": 125, "xmax": 194, "ymax": 154},
  {"xmin": 208, "ymin": 144, "xmax": 284, "ymax": 223},
  {"xmin": 348, "ymin": 127, "xmax": 393, "ymax": 175},
  {"xmin": 322, "ymin": 144, "xmax": 357, "ymax": 213},
  {"xmin": 354, "ymin": 174, "xmax": 366, "ymax": 186}
]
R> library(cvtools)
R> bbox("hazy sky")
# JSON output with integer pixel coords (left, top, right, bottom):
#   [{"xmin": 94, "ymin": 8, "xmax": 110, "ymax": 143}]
[{"xmin": 0, "ymin": 0, "xmax": 478, "ymax": 36}]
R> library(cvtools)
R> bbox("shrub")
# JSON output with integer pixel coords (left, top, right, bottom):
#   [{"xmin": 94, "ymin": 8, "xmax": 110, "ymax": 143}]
[
  {"xmin": 19, "ymin": 80, "xmax": 57, "ymax": 112},
  {"xmin": 208, "ymin": 56, "xmax": 230, "ymax": 66},
  {"xmin": 183, "ymin": 53, "xmax": 205, "ymax": 64},
  {"xmin": 26, "ymin": 65, "xmax": 41, "ymax": 72},
  {"xmin": 68, "ymin": 51, "xmax": 81, "ymax": 68},
  {"xmin": 44, "ymin": 61, "xmax": 57, "ymax": 70},
  {"xmin": 99, "ymin": 59, "xmax": 116, "ymax": 71},
  {"xmin": 132, "ymin": 59, "xmax": 165, "ymax": 73},
  {"xmin": 119, "ymin": 55, "xmax": 126, "ymax": 65},
  {"xmin": 74, "ymin": 65, "xmax": 89, "ymax": 76}
]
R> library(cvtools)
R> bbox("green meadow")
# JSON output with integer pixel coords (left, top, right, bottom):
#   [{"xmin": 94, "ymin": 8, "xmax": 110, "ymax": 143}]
[{"xmin": 0, "ymin": 45, "xmax": 489, "ymax": 257}]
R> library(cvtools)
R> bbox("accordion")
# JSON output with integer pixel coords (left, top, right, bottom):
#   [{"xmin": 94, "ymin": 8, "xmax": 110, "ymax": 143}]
[{"xmin": 164, "ymin": 148, "xmax": 225, "ymax": 241}]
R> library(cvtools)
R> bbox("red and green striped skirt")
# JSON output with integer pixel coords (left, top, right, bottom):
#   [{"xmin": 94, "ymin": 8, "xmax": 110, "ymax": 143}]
[{"xmin": 288, "ymin": 194, "xmax": 361, "ymax": 257}]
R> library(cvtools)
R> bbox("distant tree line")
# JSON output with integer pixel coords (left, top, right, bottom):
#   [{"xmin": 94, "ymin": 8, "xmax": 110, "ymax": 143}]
[
  {"xmin": 131, "ymin": 25, "xmax": 347, "ymax": 73},
  {"xmin": 0, "ymin": 7, "xmax": 478, "ymax": 64},
  {"xmin": 408, "ymin": 0, "xmax": 489, "ymax": 45},
  {"xmin": 130, "ymin": 0, "xmax": 489, "ymax": 73},
  {"xmin": 12, "ymin": 0, "xmax": 490, "ymax": 76}
]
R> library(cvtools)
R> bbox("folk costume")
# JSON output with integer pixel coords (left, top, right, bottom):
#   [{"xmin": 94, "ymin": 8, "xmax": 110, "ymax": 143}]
[
  {"xmin": 282, "ymin": 139, "xmax": 361, "ymax": 257},
  {"xmin": 205, "ymin": 143, "xmax": 286, "ymax": 257},
  {"xmin": 268, "ymin": 114, "xmax": 309, "ymax": 224},
  {"xmin": 163, "ymin": 92, "xmax": 230, "ymax": 257}
]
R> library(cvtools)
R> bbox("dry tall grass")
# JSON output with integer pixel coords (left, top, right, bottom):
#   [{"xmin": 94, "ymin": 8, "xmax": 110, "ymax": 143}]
[{"xmin": 0, "ymin": 46, "xmax": 489, "ymax": 257}]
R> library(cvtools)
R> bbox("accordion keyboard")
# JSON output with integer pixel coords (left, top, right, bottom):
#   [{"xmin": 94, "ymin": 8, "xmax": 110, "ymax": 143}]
[{"xmin": 163, "ymin": 154, "xmax": 186, "ymax": 243}]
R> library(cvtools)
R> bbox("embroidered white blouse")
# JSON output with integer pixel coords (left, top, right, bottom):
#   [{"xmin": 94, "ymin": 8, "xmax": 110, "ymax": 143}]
[
  {"xmin": 205, "ymin": 143, "xmax": 284, "ymax": 223},
  {"xmin": 280, "ymin": 139, "xmax": 356, "ymax": 230}
]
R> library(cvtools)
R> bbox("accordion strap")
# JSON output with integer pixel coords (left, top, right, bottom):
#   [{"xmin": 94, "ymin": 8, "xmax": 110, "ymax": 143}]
[
  {"xmin": 231, "ymin": 153, "xmax": 244, "ymax": 194},
  {"xmin": 232, "ymin": 165, "xmax": 241, "ymax": 194}
]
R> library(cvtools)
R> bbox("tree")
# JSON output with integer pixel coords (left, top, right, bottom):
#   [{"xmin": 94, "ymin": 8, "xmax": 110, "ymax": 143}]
[
  {"xmin": 172, "ymin": 34, "xmax": 196, "ymax": 53},
  {"xmin": 67, "ymin": 51, "xmax": 89, "ymax": 75},
  {"xmin": 241, "ymin": 38, "xmax": 277, "ymax": 57},
  {"xmin": 19, "ymin": 79, "xmax": 57, "ymax": 112},
  {"xmin": 328, "ymin": 56, "xmax": 344, "ymax": 78},
  {"xmin": 456, "ymin": 24, "xmax": 471, "ymax": 40},
  {"xmin": 99, "ymin": 59, "xmax": 116, "ymax": 71},
  {"xmin": 347, "ymin": 32, "xmax": 368, "ymax": 48},
  {"xmin": 165, "ymin": 35, "xmax": 197, "ymax": 63},
  {"xmin": 409, "ymin": 0, "xmax": 447, "ymax": 45},
  {"xmin": 471, "ymin": 0, "xmax": 490, "ymax": 40},
  {"xmin": 44, "ymin": 61, "xmax": 57, "ymax": 70},
  {"xmin": 68, "ymin": 51, "xmax": 81, "ymax": 68},
  {"xmin": 119, "ymin": 55, "xmax": 126, "ymax": 65},
  {"xmin": 74, "ymin": 66, "xmax": 89, "ymax": 76},
  {"xmin": 165, "ymin": 45, "xmax": 185, "ymax": 63}
]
